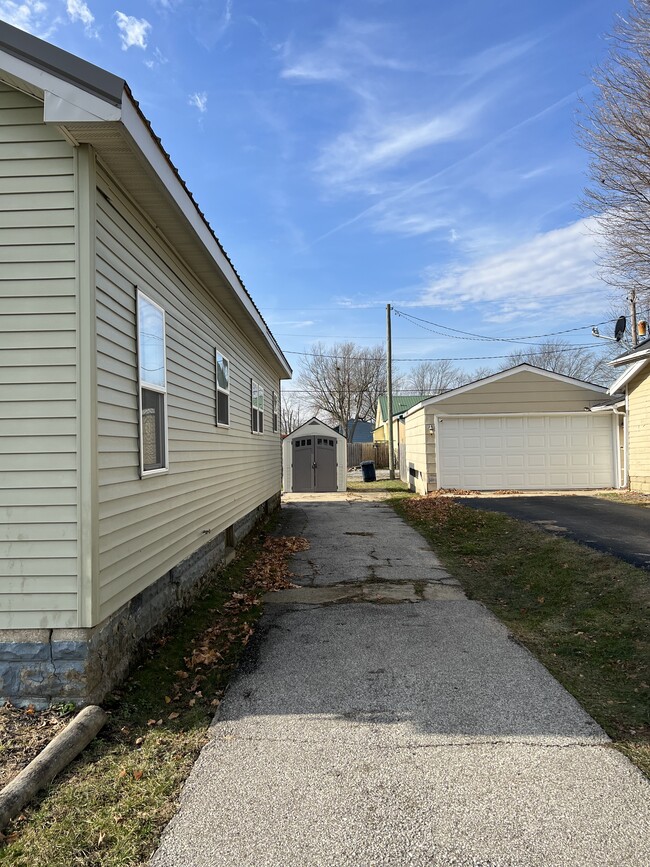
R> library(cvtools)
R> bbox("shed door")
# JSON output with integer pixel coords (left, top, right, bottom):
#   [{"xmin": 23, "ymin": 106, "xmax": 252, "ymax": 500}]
[
  {"xmin": 438, "ymin": 415, "xmax": 615, "ymax": 490},
  {"xmin": 314, "ymin": 437, "xmax": 337, "ymax": 492},
  {"xmin": 292, "ymin": 437, "xmax": 314, "ymax": 492}
]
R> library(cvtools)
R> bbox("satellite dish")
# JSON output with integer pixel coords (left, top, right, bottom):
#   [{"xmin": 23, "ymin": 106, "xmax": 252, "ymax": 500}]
[{"xmin": 614, "ymin": 316, "xmax": 626, "ymax": 342}]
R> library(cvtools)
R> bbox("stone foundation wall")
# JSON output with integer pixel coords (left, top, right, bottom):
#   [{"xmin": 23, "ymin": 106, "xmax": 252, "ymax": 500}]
[{"xmin": 0, "ymin": 495, "xmax": 279, "ymax": 708}]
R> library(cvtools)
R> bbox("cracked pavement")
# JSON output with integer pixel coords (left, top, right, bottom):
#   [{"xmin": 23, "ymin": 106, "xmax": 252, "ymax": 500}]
[{"xmin": 151, "ymin": 493, "xmax": 650, "ymax": 867}]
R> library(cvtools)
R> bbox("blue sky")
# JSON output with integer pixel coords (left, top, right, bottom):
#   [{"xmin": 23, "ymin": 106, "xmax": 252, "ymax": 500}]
[{"xmin": 1, "ymin": 0, "xmax": 630, "ymax": 384}]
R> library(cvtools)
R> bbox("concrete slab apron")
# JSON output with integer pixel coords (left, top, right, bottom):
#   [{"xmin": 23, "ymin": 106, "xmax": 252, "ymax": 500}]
[{"xmin": 152, "ymin": 496, "xmax": 650, "ymax": 867}]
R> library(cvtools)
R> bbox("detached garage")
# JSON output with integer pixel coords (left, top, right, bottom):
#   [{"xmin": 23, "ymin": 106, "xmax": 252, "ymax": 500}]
[
  {"xmin": 402, "ymin": 365, "xmax": 619, "ymax": 493},
  {"xmin": 283, "ymin": 418, "xmax": 347, "ymax": 493}
]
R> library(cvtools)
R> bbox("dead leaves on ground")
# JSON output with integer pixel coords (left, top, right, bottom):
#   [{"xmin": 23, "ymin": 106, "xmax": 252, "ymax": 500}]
[{"xmin": 172, "ymin": 535, "xmax": 310, "ymax": 711}]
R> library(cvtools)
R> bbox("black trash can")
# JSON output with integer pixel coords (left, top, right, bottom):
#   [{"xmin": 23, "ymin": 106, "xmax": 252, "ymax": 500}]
[{"xmin": 360, "ymin": 460, "xmax": 376, "ymax": 482}]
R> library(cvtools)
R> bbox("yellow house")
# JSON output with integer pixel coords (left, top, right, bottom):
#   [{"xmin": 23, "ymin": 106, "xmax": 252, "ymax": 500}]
[
  {"xmin": 608, "ymin": 339, "xmax": 650, "ymax": 492},
  {"xmin": 373, "ymin": 395, "xmax": 428, "ymax": 443}
]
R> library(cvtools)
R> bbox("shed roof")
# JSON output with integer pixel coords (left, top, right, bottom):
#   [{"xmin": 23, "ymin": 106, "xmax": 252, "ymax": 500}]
[{"xmin": 0, "ymin": 20, "xmax": 291, "ymax": 379}]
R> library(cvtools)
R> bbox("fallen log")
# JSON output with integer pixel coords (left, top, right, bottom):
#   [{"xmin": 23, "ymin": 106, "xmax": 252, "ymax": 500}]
[{"xmin": 0, "ymin": 705, "xmax": 108, "ymax": 830}]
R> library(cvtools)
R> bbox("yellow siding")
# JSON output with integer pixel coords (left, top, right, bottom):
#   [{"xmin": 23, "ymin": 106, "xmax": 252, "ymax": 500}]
[
  {"xmin": 95, "ymin": 167, "xmax": 283, "ymax": 621},
  {"xmin": 628, "ymin": 370, "xmax": 650, "ymax": 492},
  {"xmin": 0, "ymin": 84, "xmax": 78, "ymax": 629}
]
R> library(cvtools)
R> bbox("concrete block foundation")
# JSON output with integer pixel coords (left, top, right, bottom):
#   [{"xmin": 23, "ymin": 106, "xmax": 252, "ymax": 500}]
[{"xmin": 0, "ymin": 495, "xmax": 279, "ymax": 708}]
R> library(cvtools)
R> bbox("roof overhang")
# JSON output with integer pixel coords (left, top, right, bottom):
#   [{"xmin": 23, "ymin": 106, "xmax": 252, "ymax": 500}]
[
  {"xmin": 403, "ymin": 364, "xmax": 608, "ymax": 417},
  {"xmin": 0, "ymin": 22, "xmax": 291, "ymax": 379},
  {"xmin": 608, "ymin": 358, "xmax": 650, "ymax": 394},
  {"xmin": 609, "ymin": 341, "xmax": 650, "ymax": 367}
]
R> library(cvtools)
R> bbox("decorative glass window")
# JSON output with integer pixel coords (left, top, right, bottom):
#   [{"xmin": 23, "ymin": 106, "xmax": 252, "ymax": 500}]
[
  {"xmin": 272, "ymin": 390, "xmax": 278, "ymax": 432},
  {"xmin": 216, "ymin": 351, "xmax": 229, "ymax": 426},
  {"xmin": 137, "ymin": 291, "xmax": 168, "ymax": 474}
]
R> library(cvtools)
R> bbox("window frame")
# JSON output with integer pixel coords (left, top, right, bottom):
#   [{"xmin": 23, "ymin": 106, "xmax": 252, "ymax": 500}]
[
  {"xmin": 136, "ymin": 290, "xmax": 169, "ymax": 477},
  {"xmin": 272, "ymin": 390, "xmax": 278, "ymax": 433},
  {"xmin": 251, "ymin": 379, "xmax": 264, "ymax": 434},
  {"xmin": 215, "ymin": 350, "xmax": 230, "ymax": 427}
]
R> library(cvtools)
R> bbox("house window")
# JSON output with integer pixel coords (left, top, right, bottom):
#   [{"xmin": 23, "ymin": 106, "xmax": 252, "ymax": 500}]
[
  {"xmin": 216, "ymin": 351, "xmax": 229, "ymax": 426},
  {"xmin": 137, "ymin": 291, "xmax": 168, "ymax": 474},
  {"xmin": 272, "ymin": 390, "xmax": 278, "ymax": 432},
  {"xmin": 251, "ymin": 380, "xmax": 264, "ymax": 433}
]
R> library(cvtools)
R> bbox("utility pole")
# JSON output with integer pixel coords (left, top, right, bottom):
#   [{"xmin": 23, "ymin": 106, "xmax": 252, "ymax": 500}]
[
  {"xmin": 386, "ymin": 303, "xmax": 395, "ymax": 480},
  {"xmin": 630, "ymin": 289, "xmax": 638, "ymax": 347}
]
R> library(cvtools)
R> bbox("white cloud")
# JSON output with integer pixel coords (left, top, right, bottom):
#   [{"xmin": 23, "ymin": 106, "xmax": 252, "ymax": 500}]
[
  {"xmin": 316, "ymin": 102, "xmax": 479, "ymax": 191},
  {"xmin": 0, "ymin": 0, "xmax": 56, "ymax": 37},
  {"xmin": 416, "ymin": 217, "xmax": 608, "ymax": 321},
  {"xmin": 188, "ymin": 91, "xmax": 208, "ymax": 113},
  {"xmin": 115, "ymin": 11, "xmax": 150, "ymax": 50},
  {"xmin": 66, "ymin": 0, "xmax": 95, "ymax": 35}
]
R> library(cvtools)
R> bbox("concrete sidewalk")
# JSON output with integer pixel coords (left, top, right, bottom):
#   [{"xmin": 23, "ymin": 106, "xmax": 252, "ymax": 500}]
[{"xmin": 151, "ymin": 494, "xmax": 650, "ymax": 867}]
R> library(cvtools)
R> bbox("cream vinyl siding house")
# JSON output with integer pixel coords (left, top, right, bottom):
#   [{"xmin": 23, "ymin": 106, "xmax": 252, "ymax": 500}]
[
  {"xmin": 402, "ymin": 366, "xmax": 616, "ymax": 494},
  {"xmin": 0, "ymin": 24, "xmax": 291, "ymax": 705}
]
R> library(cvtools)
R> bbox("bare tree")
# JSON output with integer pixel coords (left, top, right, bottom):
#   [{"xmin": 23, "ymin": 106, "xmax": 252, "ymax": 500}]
[
  {"xmin": 297, "ymin": 342, "xmax": 386, "ymax": 439},
  {"xmin": 580, "ymin": 0, "xmax": 650, "ymax": 310},
  {"xmin": 405, "ymin": 359, "xmax": 465, "ymax": 396},
  {"xmin": 280, "ymin": 392, "xmax": 306, "ymax": 435},
  {"xmin": 498, "ymin": 339, "xmax": 611, "ymax": 383}
]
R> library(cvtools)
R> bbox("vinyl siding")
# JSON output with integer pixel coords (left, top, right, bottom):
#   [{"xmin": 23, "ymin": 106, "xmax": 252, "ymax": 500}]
[
  {"xmin": 628, "ymin": 369, "xmax": 650, "ymax": 492},
  {"xmin": 95, "ymin": 166, "xmax": 282, "ymax": 621},
  {"xmin": 0, "ymin": 84, "xmax": 78, "ymax": 629},
  {"xmin": 404, "ymin": 408, "xmax": 435, "ymax": 494},
  {"xmin": 429, "ymin": 371, "xmax": 604, "ymax": 415}
]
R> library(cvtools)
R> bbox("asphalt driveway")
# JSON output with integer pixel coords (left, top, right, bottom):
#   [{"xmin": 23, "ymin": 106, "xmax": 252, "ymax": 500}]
[{"xmin": 461, "ymin": 495, "xmax": 650, "ymax": 569}]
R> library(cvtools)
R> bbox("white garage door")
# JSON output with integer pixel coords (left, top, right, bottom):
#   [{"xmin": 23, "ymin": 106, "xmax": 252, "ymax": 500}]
[{"xmin": 438, "ymin": 414, "xmax": 615, "ymax": 490}]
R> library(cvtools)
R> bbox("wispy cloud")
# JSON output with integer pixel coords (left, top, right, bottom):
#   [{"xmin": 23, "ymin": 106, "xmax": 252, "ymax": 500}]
[
  {"xmin": 281, "ymin": 17, "xmax": 413, "ymax": 85},
  {"xmin": 66, "ymin": 0, "xmax": 96, "ymax": 36},
  {"xmin": 0, "ymin": 0, "xmax": 57, "ymax": 37},
  {"xmin": 415, "ymin": 217, "xmax": 607, "ymax": 322},
  {"xmin": 188, "ymin": 91, "xmax": 208, "ymax": 113},
  {"xmin": 459, "ymin": 35, "xmax": 541, "ymax": 79},
  {"xmin": 316, "ymin": 101, "xmax": 480, "ymax": 193},
  {"xmin": 144, "ymin": 47, "xmax": 167, "ymax": 69},
  {"xmin": 115, "ymin": 11, "xmax": 150, "ymax": 50},
  {"xmin": 312, "ymin": 91, "xmax": 578, "ymax": 244}
]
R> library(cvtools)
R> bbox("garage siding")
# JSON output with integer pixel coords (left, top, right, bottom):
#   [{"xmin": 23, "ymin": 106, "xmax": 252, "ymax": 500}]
[
  {"xmin": 628, "ymin": 370, "xmax": 650, "ymax": 492},
  {"xmin": 434, "ymin": 370, "xmax": 605, "ymax": 414},
  {"xmin": 404, "ymin": 408, "xmax": 436, "ymax": 494},
  {"xmin": 95, "ymin": 165, "xmax": 282, "ymax": 622}
]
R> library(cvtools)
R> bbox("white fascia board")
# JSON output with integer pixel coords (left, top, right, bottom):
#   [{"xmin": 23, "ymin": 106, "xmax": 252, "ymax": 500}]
[
  {"xmin": 119, "ymin": 95, "xmax": 291, "ymax": 378},
  {"xmin": 286, "ymin": 417, "xmax": 345, "ymax": 439},
  {"xmin": 608, "ymin": 359, "xmax": 649, "ymax": 394},
  {"xmin": 403, "ymin": 364, "xmax": 608, "ymax": 418},
  {"xmin": 609, "ymin": 347, "xmax": 650, "ymax": 367},
  {"xmin": 0, "ymin": 47, "xmax": 120, "ymax": 121}
]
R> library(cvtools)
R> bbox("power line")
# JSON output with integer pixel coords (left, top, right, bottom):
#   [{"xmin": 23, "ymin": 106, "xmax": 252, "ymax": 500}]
[
  {"xmin": 393, "ymin": 308, "xmax": 618, "ymax": 343},
  {"xmin": 283, "ymin": 344, "xmax": 601, "ymax": 362}
]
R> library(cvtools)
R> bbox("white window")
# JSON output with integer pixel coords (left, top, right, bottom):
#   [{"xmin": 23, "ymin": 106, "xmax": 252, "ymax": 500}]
[
  {"xmin": 251, "ymin": 380, "xmax": 264, "ymax": 433},
  {"xmin": 137, "ymin": 291, "xmax": 168, "ymax": 475},
  {"xmin": 216, "ymin": 351, "xmax": 229, "ymax": 426},
  {"xmin": 272, "ymin": 390, "xmax": 278, "ymax": 432}
]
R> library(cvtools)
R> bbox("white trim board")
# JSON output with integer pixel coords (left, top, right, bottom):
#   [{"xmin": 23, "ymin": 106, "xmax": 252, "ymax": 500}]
[{"xmin": 608, "ymin": 358, "xmax": 649, "ymax": 395}]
